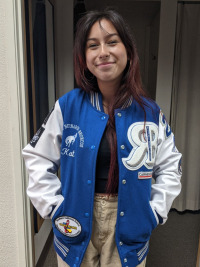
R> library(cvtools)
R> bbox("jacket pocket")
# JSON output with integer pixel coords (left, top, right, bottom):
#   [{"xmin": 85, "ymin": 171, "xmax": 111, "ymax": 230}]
[
  {"xmin": 137, "ymin": 241, "xmax": 149, "ymax": 262},
  {"xmin": 51, "ymin": 199, "xmax": 84, "ymax": 243},
  {"xmin": 54, "ymin": 235, "xmax": 70, "ymax": 258},
  {"xmin": 149, "ymin": 201, "xmax": 159, "ymax": 226},
  {"xmin": 51, "ymin": 197, "xmax": 65, "ymax": 220}
]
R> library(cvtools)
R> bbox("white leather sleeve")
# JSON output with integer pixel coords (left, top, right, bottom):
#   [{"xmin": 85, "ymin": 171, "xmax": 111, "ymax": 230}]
[
  {"xmin": 151, "ymin": 111, "xmax": 182, "ymax": 224},
  {"xmin": 22, "ymin": 101, "xmax": 64, "ymax": 219}
]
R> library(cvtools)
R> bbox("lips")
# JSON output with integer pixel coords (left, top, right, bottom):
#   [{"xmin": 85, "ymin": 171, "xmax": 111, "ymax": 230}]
[{"xmin": 96, "ymin": 62, "xmax": 115, "ymax": 67}]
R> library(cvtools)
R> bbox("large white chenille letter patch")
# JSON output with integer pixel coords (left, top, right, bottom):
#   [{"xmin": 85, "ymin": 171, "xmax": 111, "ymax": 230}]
[{"xmin": 122, "ymin": 122, "xmax": 158, "ymax": 170}]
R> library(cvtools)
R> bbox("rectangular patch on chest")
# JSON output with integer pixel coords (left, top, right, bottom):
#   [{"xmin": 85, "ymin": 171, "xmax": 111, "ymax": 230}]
[{"xmin": 138, "ymin": 171, "xmax": 152, "ymax": 179}]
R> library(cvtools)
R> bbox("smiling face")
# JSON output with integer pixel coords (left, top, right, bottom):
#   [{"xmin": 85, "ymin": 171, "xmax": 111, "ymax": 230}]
[{"xmin": 85, "ymin": 19, "xmax": 128, "ymax": 89}]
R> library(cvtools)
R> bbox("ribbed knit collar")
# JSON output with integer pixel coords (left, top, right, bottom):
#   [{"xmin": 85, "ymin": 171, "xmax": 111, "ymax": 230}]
[{"xmin": 89, "ymin": 91, "xmax": 133, "ymax": 112}]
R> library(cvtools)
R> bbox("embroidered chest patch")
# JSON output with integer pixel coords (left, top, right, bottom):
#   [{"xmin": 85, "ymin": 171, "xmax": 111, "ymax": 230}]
[
  {"xmin": 55, "ymin": 216, "xmax": 82, "ymax": 237},
  {"xmin": 61, "ymin": 124, "xmax": 84, "ymax": 158},
  {"xmin": 122, "ymin": 122, "xmax": 158, "ymax": 170}
]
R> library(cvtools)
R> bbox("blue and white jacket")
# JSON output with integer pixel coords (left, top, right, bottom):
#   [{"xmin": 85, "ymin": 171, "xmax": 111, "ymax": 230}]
[{"xmin": 22, "ymin": 88, "xmax": 182, "ymax": 267}]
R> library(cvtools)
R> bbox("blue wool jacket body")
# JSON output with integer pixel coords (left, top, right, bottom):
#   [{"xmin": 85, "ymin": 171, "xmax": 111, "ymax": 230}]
[{"xmin": 22, "ymin": 88, "xmax": 182, "ymax": 267}]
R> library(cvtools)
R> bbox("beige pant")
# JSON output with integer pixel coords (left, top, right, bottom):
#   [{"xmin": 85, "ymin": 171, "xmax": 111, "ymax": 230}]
[{"xmin": 57, "ymin": 195, "xmax": 146, "ymax": 267}]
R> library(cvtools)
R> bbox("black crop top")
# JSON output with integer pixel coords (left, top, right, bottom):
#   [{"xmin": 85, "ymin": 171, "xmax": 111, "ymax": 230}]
[{"xmin": 95, "ymin": 128, "xmax": 110, "ymax": 193}]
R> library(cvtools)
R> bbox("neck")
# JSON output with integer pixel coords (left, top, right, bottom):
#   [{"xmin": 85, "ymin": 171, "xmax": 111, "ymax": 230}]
[{"xmin": 98, "ymin": 80, "xmax": 120, "ymax": 106}]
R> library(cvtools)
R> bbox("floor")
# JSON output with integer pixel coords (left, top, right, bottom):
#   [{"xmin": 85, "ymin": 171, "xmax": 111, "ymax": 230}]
[
  {"xmin": 146, "ymin": 210, "xmax": 200, "ymax": 267},
  {"xmin": 42, "ymin": 210, "xmax": 200, "ymax": 267}
]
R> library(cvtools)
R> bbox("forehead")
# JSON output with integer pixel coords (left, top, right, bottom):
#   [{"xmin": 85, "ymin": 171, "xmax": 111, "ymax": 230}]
[{"xmin": 88, "ymin": 19, "xmax": 118, "ymax": 37}]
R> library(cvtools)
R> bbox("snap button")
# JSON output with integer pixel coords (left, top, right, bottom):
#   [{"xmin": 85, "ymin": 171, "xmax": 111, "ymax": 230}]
[
  {"xmin": 75, "ymin": 257, "xmax": 79, "ymax": 262},
  {"xmin": 122, "ymin": 179, "xmax": 126, "ymax": 184},
  {"xmin": 87, "ymin": 180, "xmax": 92, "ymax": 185},
  {"xmin": 124, "ymin": 258, "xmax": 128, "ymax": 263},
  {"xmin": 101, "ymin": 200, "xmax": 106, "ymax": 205},
  {"xmin": 120, "ymin": 211, "xmax": 124, "ymax": 216},
  {"xmin": 91, "ymin": 145, "xmax": 95, "ymax": 150},
  {"xmin": 119, "ymin": 241, "xmax": 123, "ymax": 246},
  {"xmin": 117, "ymin": 112, "xmax": 122, "ymax": 117},
  {"xmin": 85, "ymin": 213, "xmax": 89, "ymax": 217},
  {"xmin": 101, "ymin": 116, "xmax": 106, "ymax": 120},
  {"xmin": 121, "ymin": 145, "xmax": 125, "ymax": 150}
]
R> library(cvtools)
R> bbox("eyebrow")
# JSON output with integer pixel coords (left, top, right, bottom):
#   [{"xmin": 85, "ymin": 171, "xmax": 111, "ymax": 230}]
[{"xmin": 87, "ymin": 33, "xmax": 119, "ymax": 42}]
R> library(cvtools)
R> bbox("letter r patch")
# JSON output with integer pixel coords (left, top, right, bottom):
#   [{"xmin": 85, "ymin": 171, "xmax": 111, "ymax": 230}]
[{"xmin": 122, "ymin": 122, "xmax": 158, "ymax": 170}]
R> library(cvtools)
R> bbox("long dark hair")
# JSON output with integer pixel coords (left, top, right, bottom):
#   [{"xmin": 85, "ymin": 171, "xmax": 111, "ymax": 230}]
[{"xmin": 74, "ymin": 9, "xmax": 148, "ymax": 194}]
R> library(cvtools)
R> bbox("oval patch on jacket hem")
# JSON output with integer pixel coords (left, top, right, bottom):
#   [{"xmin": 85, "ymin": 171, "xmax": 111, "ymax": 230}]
[{"xmin": 55, "ymin": 216, "xmax": 82, "ymax": 237}]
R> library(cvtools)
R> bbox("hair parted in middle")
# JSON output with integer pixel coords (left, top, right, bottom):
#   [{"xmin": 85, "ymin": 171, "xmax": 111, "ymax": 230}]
[{"xmin": 74, "ymin": 9, "xmax": 148, "ymax": 194}]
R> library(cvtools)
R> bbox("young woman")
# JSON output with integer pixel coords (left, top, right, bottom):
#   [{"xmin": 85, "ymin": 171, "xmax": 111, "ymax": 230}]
[{"xmin": 23, "ymin": 10, "xmax": 182, "ymax": 267}]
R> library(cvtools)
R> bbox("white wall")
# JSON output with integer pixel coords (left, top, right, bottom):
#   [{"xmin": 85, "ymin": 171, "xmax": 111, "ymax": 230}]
[
  {"xmin": 0, "ymin": 0, "xmax": 19, "ymax": 265},
  {"xmin": 0, "ymin": 0, "xmax": 32, "ymax": 266},
  {"xmin": 0, "ymin": 0, "xmax": 23, "ymax": 266},
  {"xmin": 0, "ymin": 3, "xmax": 18, "ymax": 263}
]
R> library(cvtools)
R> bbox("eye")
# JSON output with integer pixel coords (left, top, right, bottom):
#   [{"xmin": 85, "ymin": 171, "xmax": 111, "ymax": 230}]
[
  {"xmin": 107, "ymin": 40, "xmax": 118, "ymax": 45},
  {"xmin": 88, "ymin": 43, "xmax": 98, "ymax": 49}
]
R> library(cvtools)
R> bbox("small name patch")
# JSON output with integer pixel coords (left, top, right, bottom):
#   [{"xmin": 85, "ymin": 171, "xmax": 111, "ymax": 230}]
[
  {"xmin": 138, "ymin": 172, "xmax": 152, "ymax": 179},
  {"xmin": 30, "ymin": 126, "xmax": 45, "ymax": 148},
  {"xmin": 55, "ymin": 216, "xmax": 82, "ymax": 237}
]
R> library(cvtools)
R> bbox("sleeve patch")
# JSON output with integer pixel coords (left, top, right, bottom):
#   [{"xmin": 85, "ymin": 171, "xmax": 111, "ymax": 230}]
[
  {"xmin": 30, "ymin": 126, "xmax": 45, "ymax": 148},
  {"xmin": 159, "ymin": 110, "xmax": 172, "ymax": 139},
  {"xmin": 29, "ymin": 105, "xmax": 55, "ymax": 148}
]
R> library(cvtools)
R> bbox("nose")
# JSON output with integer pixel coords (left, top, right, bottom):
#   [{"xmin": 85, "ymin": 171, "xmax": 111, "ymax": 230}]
[{"xmin": 99, "ymin": 44, "xmax": 110, "ymax": 59}]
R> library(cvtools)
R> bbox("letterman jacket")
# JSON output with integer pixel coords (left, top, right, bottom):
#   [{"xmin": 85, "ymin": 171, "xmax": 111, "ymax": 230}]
[{"xmin": 22, "ymin": 88, "xmax": 182, "ymax": 267}]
